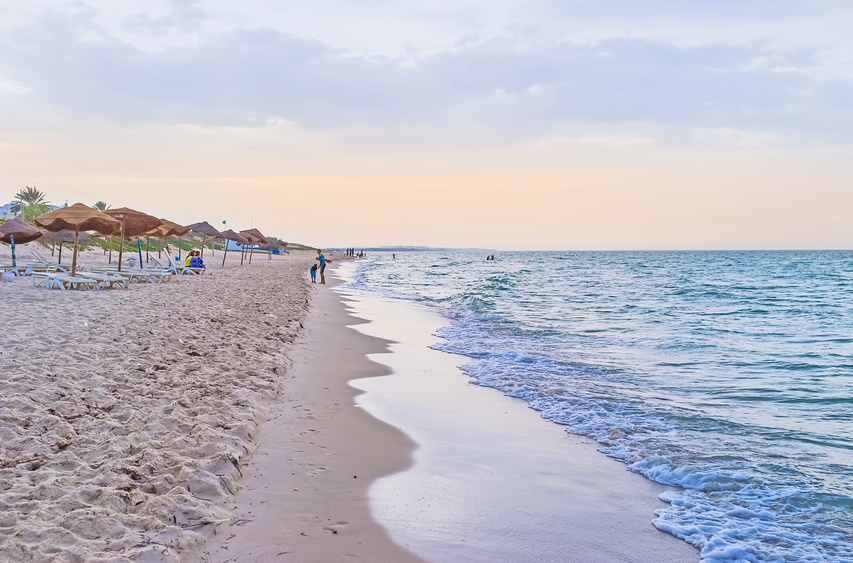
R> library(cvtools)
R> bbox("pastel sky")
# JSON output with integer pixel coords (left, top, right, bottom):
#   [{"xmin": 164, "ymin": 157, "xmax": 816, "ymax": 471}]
[{"xmin": 1, "ymin": 0, "xmax": 851, "ymax": 250}]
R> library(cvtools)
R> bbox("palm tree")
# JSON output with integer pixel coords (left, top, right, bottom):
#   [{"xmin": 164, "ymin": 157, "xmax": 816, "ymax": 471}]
[
  {"xmin": 10, "ymin": 186, "xmax": 51, "ymax": 222},
  {"xmin": 93, "ymin": 201, "xmax": 110, "ymax": 212}
]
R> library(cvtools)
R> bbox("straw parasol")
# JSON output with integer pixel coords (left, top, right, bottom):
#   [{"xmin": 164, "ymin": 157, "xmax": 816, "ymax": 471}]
[
  {"xmin": 258, "ymin": 241, "xmax": 284, "ymax": 260},
  {"xmin": 143, "ymin": 219, "xmax": 190, "ymax": 260},
  {"xmin": 185, "ymin": 221, "xmax": 222, "ymax": 259},
  {"xmin": 239, "ymin": 228, "xmax": 268, "ymax": 265},
  {"xmin": 39, "ymin": 230, "xmax": 92, "ymax": 264},
  {"xmin": 0, "ymin": 218, "xmax": 43, "ymax": 268},
  {"xmin": 104, "ymin": 208, "xmax": 163, "ymax": 271},
  {"xmin": 34, "ymin": 203, "xmax": 121, "ymax": 276},
  {"xmin": 220, "ymin": 229, "xmax": 248, "ymax": 267}
]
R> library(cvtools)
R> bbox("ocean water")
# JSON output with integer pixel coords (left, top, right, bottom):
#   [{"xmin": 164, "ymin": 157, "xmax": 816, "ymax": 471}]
[{"xmin": 342, "ymin": 250, "xmax": 853, "ymax": 563}]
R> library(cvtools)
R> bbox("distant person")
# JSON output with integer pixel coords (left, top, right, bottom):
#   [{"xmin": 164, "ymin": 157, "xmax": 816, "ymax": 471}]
[
  {"xmin": 392, "ymin": 253, "xmax": 396, "ymax": 259},
  {"xmin": 316, "ymin": 249, "xmax": 331, "ymax": 284},
  {"xmin": 310, "ymin": 263, "xmax": 318, "ymax": 283}
]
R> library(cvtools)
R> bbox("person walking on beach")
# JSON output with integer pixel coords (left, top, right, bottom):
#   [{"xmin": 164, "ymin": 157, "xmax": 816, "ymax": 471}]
[
  {"xmin": 316, "ymin": 249, "xmax": 331, "ymax": 284},
  {"xmin": 310, "ymin": 263, "xmax": 318, "ymax": 283}
]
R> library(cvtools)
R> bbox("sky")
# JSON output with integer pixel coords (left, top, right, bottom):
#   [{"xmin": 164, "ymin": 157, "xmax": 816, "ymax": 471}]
[{"xmin": 1, "ymin": 0, "xmax": 851, "ymax": 250}]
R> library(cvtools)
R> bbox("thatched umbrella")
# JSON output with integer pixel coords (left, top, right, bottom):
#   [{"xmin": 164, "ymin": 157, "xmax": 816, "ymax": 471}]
[
  {"xmin": 220, "ymin": 229, "xmax": 248, "ymax": 267},
  {"xmin": 186, "ymin": 221, "xmax": 222, "ymax": 259},
  {"xmin": 161, "ymin": 220, "xmax": 190, "ymax": 261},
  {"xmin": 143, "ymin": 219, "xmax": 190, "ymax": 261},
  {"xmin": 34, "ymin": 203, "xmax": 121, "ymax": 276},
  {"xmin": 39, "ymin": 229, "xmax": 92, "ymax": 264},
  {"xmin": 258, "ymin": 241, "xmax": 285, "ymax": 261},
  {"xmin": 239, "ymin": 228, "xmax": 268, "ymax": 265},
  {"xmin": 0, "ymin": 218, "xmax": 43, "ymax": 268},
  {"xmin": 103, "ymin": 208, "xmax": 162, "ymax": 271}
]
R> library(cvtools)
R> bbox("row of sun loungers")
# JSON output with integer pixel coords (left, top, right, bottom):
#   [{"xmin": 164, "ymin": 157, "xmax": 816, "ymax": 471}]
[{"xmin": 3, "ymin": 252, "xmax": 206, "ymax": 291}]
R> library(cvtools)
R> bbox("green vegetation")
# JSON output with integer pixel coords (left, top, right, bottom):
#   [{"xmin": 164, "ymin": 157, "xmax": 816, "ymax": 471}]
[
  {"xmin": 11, "ymin": 186, "xmax": 52, "ymax": 222},
  {"xmin": 285, "ymin": 242, "xmax": 316, "ymax": 251}
]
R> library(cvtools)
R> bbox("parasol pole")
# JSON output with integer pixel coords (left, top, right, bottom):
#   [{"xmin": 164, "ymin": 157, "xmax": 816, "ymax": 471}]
[
  {"xmin": 10, "ymin": 234, "xmax": 15, "ymax": 268},
  {"xmin": 58, "ymin": 242, "xmax": 63, "ymax": 264},
  {"xmin": 137, "ymin": 238, "xmax": 143, "ymax": 267},
  {"xmin": 109, "ymin": 236, "xmax": 113, "ymax": 264},
  {"xmin": 159, "ymin": 236, "xmax": 163, "ymax": 259},
  {"xmin": 146, "ymin": 236, "xmax": 150, "ymax": 262},
  {"xmin": 71, "ymin": 226, "xmax": 80, "ymax": 277},
  {"xmin": 117, "ymin": 222, "xmax": 126, "ymax": 272},
  {"xmin": 200, "ymin": 233, "xmax": 207, "ymax": 258},
  {"xmin": 222, "ymin": 239, "xmax": 229, "ymax": 267}
]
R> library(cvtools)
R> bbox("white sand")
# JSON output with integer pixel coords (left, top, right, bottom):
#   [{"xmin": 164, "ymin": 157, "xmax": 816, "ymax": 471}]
[
  {"xmin": 188, "ymin": 265, "xmax": 426, "ymax": 563},
  {"xmin": 0, "ymin": 243, "xmax": 316, "ymax": 562}
]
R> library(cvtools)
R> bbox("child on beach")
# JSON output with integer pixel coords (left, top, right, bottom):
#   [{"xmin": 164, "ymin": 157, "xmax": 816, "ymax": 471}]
[{"xmin": 310, "ymin": 263, "xmax": 318, "ymax": 283}]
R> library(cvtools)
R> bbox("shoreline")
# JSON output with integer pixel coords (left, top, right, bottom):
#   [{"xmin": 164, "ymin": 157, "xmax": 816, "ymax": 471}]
[
  {"xmin": 2, "ymin": 246, "xmax": 697, "ymax": 561},
  {"xmin": 189, "ymin": 264, "xmax": 426, "ymax": 562},
  {"xmin": 194, "ymin": 260, "xmax": 698, "ymax": 562},
  {"xmin": 339, "ymin": 262, "xmax": 700, "ymax": 562}
]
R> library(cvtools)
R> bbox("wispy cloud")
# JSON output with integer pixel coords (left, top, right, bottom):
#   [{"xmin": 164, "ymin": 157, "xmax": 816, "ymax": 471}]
[{"xmin": 0, "ymin": 3, "xmax": 850, "ymax": 148}]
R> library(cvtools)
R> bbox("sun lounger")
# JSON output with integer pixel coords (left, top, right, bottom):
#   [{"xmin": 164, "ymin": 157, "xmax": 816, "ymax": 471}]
[
  {"xmin": 0, "ymin": 261, "xmax": 59, "ymax": 276},
  {"xmin": 23, "ymin": 263, "xmax": 66, "ymax": 275},
  {"xmin": 147, "ymin": 256, "xmax": 178, "ymax": 272},
  {"xmin": 150, "ymin": 256, "xmax": 202, "ymax": 275},
  {"xmin": 75, "ymin": 271, "xmax": 130, "ymax": 289},
  {"xmin": 31, "ymin": 273, "xmax": 101, "ymax": 291}
]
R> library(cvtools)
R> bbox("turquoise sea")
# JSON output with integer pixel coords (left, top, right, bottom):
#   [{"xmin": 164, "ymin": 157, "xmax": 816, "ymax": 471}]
[{"xmin": 344, "ymin": 250, "xmax": 853, "ymax": 562}]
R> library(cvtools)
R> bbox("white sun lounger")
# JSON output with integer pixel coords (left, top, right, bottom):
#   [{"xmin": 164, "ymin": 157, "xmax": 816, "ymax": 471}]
[{"xmin": 31, "ymin": 273, "xmax": 101, "ymax": 291}]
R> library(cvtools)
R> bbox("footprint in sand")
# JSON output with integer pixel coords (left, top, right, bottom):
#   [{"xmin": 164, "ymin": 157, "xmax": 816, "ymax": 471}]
[{"xmin": 322, "ymin": 521, "xmax": 350, "ymax": 535}]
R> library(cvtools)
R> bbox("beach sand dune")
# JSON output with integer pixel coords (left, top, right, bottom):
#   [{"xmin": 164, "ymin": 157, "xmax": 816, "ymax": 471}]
[{"xmin": 0, "ymin": 248, "xmax": 315, "ymax": 562}]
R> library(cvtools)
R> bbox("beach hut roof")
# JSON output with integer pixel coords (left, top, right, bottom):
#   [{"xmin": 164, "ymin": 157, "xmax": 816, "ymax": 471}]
[
  {"xmin": 239, "ymin": 228, "xmax": 268, "ymax": 245},
  {"xmin": 34, "ymin": 203, "xmax": 121, "ymax": 235},
  {"xmin": 186, "ymin": 221, "xmax": 223, "ymax": 238},
  {"xmin": 104, "ymin": 207, "xmax": 163, "ymax": 237},
  {"xmin": 0, "ymin": 218, "xmax": 43, "ymax": 245}
]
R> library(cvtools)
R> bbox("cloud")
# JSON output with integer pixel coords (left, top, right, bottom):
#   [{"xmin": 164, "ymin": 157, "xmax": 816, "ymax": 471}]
[
  {"xmin": 538, "ymin": 0, "xmax": 848, "ymax": 22},
  {"xmin": 0, "ymin": 8, "xmax": 850, "ymax": 145},
  {"xmin": 123, "ymin": 0, "xmax": 208, "ymax": 34}
]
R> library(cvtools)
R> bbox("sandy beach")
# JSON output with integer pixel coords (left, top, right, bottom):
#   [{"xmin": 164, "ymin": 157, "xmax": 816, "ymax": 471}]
[{"xmin": 0, "ymin": 244, "xmax": 321, "ymax": 561}]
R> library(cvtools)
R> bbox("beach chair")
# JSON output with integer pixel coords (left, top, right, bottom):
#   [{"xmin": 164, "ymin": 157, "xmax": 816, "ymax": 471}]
[
  {"xmin": 87, "ymin": 267, "xmax": 154, "ymax": 285},
  {"xmin": 148, "ymin": 256, "xmax": 179, "ymax": 274},
  {"xmin": 74, "ymin": 271, "xmax": 130, "ymax": 289},
  {"xmin": 22, "ymin": 263, "xmax": 65, "ymax": 276},
  {"xmin": 31, "ymin": 272, "xmax": 101, "ymax": 291},
  {"xmin": 140, "ymin": 269, "xmax": 173, "ymax": 283}
]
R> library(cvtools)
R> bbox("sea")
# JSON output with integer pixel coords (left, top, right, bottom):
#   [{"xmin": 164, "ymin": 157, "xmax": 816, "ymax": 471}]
[{"xmin": 341, "ymin": 250, "xmax": 853, "ymax": 563}]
